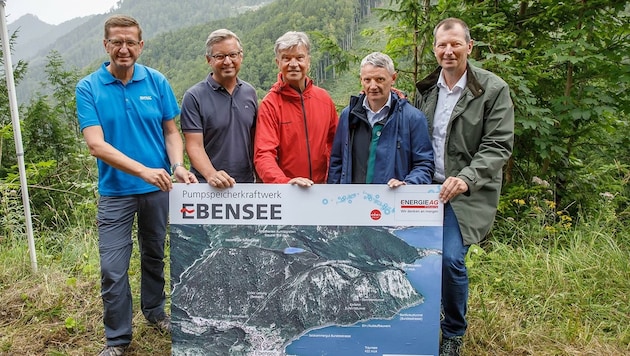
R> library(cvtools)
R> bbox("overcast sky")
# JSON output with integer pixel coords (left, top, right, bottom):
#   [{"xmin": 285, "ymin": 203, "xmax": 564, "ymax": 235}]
[{"xmin": 4, "ymin": 0, "xmax": 120, "ymax": 25}]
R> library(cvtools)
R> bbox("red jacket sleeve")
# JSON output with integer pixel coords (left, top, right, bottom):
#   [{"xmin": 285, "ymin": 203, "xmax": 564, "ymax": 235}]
[{"xmin": 254, "ymin": 95, "xmax": 291, "ymax": 183}]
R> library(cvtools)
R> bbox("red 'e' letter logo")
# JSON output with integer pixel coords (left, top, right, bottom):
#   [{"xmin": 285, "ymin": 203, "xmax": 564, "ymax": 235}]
[{"xmin": 370, "ymin": 209, "xmax": 381, "ymax": 220}]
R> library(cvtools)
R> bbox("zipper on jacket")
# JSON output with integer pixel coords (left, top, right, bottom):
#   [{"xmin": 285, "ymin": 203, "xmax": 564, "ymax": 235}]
[{"xmin": 299, "ymin": 93, "xmax": 313, "ymax": 180}]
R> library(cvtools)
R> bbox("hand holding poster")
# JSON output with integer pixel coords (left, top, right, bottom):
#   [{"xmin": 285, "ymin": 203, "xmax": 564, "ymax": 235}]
[{"xmin": 170, "ymin": 183, "xmax": 443, "ymax": 356}]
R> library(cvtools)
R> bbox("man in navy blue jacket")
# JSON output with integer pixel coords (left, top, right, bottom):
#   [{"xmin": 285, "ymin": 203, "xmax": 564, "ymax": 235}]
[{"xmin": 328, "ymin": 52, "xmax": 434, "ymax": 186}]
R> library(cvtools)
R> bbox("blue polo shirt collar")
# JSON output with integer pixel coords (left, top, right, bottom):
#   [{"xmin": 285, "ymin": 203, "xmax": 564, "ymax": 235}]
[{"xmin": 98, "ymin": 62, "xmax": 146, "ymax": 84}]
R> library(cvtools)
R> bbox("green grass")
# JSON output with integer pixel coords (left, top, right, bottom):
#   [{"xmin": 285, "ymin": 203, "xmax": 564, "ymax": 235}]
[
  {"xmin": 465, "ymin": 216, "xmax": 630, "ymax": 355},
  {"xmin": 1, "ymin": 10, "xmax": 628, "ymax": 356},
  {"xmin": 1, "ymin": 207, "xmax": 628, "ymax": 355},
  {"xmin": 0, "ymin": 225, "xmax": 171, "ymax": 355}
]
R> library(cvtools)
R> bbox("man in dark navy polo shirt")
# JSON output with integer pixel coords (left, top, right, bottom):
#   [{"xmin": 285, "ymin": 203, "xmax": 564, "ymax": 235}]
[{"xmin": 181, "ymin": 29, "xmax": 258, "ymax": 188}]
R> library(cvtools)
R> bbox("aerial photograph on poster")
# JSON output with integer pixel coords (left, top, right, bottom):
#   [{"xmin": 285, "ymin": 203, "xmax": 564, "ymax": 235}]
[{"xmin": 169, "ymin": 184, "xmax": 442, "ymax": 356}]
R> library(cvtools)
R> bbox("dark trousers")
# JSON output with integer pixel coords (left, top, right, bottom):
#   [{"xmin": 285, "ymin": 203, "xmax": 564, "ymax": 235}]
[
  {"xmin": 441, "ymin": 203, "xmax": 470, "ymax": 338},
  {"xmin": 97, "ymin": 190, "xmax": 168, "ymax": 346}
]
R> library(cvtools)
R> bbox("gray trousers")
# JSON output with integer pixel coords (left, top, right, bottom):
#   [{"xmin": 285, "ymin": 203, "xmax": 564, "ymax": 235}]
[{"xmin": 97, "ymin": 190, "xmax": 168, "ymax": 346}]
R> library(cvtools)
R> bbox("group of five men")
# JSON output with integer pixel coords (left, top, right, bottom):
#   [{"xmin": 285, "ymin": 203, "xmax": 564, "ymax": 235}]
[{"xmin": 76, "ymin": 14, "xmax": 514, "ymax": 356}]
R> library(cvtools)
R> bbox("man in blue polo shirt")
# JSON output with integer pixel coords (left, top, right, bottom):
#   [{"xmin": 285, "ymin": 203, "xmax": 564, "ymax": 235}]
[
  {"xmin": 75, "ymin": 15, "xmax": 197, "ymax": 356},
  {"xmin": 181, "ymin": 29, "xmax": 258, "ymax": 188}
]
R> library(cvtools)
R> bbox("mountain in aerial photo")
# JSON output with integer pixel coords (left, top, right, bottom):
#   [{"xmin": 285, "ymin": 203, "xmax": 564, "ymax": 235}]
[{"xmin": 170, "ymin": 224, "xmax": 436, "ymax": 355}]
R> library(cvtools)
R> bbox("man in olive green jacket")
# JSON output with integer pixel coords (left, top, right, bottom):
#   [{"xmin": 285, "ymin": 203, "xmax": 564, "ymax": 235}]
[{"xmin": 414, "ymin": 18, "xmax": 514, "ymax": 356}]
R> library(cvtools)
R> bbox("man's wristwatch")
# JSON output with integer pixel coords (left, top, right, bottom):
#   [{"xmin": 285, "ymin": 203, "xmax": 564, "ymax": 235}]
[{"xmin": 171, "ymin": 162, "xmax": 184, "ymax": 172}]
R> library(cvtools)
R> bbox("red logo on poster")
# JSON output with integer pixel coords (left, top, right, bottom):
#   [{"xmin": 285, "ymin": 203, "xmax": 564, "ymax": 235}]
[{"xmin": 370, "ymin": 209, "xmax": 381, "ymax": 220}]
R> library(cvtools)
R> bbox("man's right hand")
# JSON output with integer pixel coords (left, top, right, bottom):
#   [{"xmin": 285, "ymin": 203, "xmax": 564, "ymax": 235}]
[
  {"xmin": 208, "ymin": 170, "xmax": 236, "ymax": 189},
  {"xmin": 288, "ymin": 177, "xmax": 314, "ymax": 187},
  {"xmin": 142, "ymin": 168, "xmax": 174, "ymax": 191}
]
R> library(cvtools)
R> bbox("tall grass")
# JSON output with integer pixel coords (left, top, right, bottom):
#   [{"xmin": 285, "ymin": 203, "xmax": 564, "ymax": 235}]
[
  {"xmin": 0, "ymin": 204, "xmax": 171, "ymax": 355},
  {"xmin": 1, "ymin": 196, "xmax": 628, "ymax": 355},
  {"xmin": 1, "ymin": 157, "xmax": 628, "ymax": 355},
  {"xmin": 465, "ymin": 207, "xmax": 630, "ymax": 355}
]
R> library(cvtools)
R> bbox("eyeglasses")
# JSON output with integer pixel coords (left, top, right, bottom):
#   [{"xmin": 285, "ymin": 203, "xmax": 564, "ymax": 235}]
[
  {"xmin": 209, "ymin": 51, "xmax": 242, "ymax": 61},
  {"xmin": 107, "ymin": 39, "xmax": 141, "ymax": 48}
]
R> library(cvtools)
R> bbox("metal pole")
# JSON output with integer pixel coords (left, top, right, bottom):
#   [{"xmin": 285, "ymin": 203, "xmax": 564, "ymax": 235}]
[{"xmin": 0, "ymin": 0, "xmax": 38, "ymax": 273}]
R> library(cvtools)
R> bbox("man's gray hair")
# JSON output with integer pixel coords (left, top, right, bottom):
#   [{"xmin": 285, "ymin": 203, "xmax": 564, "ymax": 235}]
[
  {"xmin": 360, "ymin": 52, "xmax": 395, "ymax": 75},
  {"xmin": 274, "ymin": 31, "xmax": 311, "ymax": 56},
  {"xmin": 205, "ymin": 29, "xmax": 243, "ymax": 57}
]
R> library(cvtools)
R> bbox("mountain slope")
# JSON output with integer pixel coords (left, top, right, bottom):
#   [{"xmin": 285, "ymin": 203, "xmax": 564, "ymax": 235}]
[
  {"xmin": 140, "ymin": 0, "xmax": 375, "ymax": 99},
  {"xmin": 13, "ymin": 0, "xmax": 273, "ymax": 103},
  {"xmin": 8, "ymin": 14, "xmax": 93, "ymax": 61},
  {"xmin": 14, "ymin": 0, "xmax": 380, "ymax": 105}
]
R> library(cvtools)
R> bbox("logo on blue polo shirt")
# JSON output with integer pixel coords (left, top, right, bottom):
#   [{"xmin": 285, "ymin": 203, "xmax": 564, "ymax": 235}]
[{"xmin": 139, "ymin": 96, "xmax": 153, "ymax": 101}]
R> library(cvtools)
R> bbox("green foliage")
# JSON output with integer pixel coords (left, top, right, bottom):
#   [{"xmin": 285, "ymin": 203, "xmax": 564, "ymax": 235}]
[
  {"xmin": 376, "ymin": 0, "xmax": 436, "ymax": 93},
  {"xmin": 0, "ymin": 30, "xmax": 28, "ymax": 123},
  {"xmin": 1, "ymin": 30, "xmax": 29, "ymax": 180},
  {"xmin": 16, "ymin": 0, "xmax": 274, "ymax": 104},
  {"xmin": 1, "ymin": 51, "xmax": 97, "ymax": 233},
  {"xmin": 4, "ymin": 0, "xmax": 626, "ymax": 241},
  {"xmin": 376, "ymin": 0, "xmax": 470, "ymax": 94},
  {"xmin": 22, "ymin": 99, "xmax": 75, "ymax": 162},
  {"xmin": 43, "ymin": 51, "xmax": 81, "ymax": 135},
  {"xmin": 472, "ymin": 159, "xmax": 630, "ymax": 351},
  {"xmin": 495, "ymin": 180, "xmax": 575, "ymax": 245},
  {"xmin": 377, "ymin": 0, "xmax": 629, "ymax": 221},
  {"xmin": 0, "ymin": 181, "xmax": 25, "ymax": 239},
  {"xmin": 494, "ymin": 164, "xmax": 628, "ymax": 251},
  {"xmin": 1, "ymin": 2, "xmax": 629, "ymax": 353},
  {"xmin": 141, "ymin": 0, "xmax": 372, "ymax": 99}
]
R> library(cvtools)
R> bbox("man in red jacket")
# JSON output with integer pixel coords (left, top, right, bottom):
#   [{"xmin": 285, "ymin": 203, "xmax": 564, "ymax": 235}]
[{"xmin": 254, "ymin": 31, "xmax": 338, "ymax": 186}]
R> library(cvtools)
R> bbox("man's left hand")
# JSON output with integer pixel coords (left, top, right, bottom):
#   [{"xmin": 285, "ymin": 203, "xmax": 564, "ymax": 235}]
[
  {"xmin": 174, "ymin": 166, "xmax": 199, "ymax": 184},
  {"xmin": 439, "ymin": 176, "xmax": 468, "ymax": 203},
  {"xmin": 387, "ymin": 178, "xmax": 406, "ymax": 188}
]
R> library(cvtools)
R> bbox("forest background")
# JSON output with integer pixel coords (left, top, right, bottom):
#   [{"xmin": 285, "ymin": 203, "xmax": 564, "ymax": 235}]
[{"xmin": 1, "ymin": 0, "xmax": 628, "ymax": 354}]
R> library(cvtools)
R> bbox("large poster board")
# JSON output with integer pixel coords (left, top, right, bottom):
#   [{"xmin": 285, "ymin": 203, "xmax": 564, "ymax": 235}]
[{"xmin": 169, "ymin": 183, "xmax": 443, "ymax": 356}]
